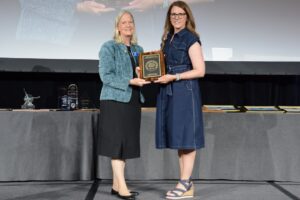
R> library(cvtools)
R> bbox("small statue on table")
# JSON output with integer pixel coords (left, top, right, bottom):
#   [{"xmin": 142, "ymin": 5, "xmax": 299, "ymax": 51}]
[{"xmin": 21, "ymin": 89, "xmax": 40, "ymax": 109}]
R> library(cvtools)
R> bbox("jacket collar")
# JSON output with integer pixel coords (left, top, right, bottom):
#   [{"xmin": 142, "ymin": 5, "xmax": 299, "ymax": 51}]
[{"xmin": 116, "ymin": 42, "xmax": 137, "ymax": 52}]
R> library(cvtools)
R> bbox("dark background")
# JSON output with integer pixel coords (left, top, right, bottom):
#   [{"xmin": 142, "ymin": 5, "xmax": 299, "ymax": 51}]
[
  {"xmin": 1, "ymin": 0, "xmax": 300, "ymax": 109},
  {"xmin": 1, "ymin": 59, "xmax": 300, "ymax": 109}
]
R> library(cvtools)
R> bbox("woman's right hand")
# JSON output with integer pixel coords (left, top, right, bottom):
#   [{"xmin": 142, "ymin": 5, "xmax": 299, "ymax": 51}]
[
  {"xmin": 129, "ymin": 78, "xmax": 151, "ymax": 87},
  {"xmin": 154, "ymin": 74, "xmax": 176, "ymax": 84},
  {"xmin": 76, "ymin": 1, "xmax": 115, "ymax": 14}
]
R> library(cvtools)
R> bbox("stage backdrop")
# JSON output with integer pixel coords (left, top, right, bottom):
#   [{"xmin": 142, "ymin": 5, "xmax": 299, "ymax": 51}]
[{"xmin": 1, "ymin": 0, "xmax": 300, "ymax": 64}]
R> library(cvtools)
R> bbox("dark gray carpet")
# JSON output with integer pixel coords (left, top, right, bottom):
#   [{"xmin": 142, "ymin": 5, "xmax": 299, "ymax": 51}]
[{"xmin": 0, "ymin": 180, "xmax": 299, "ymax": 200}]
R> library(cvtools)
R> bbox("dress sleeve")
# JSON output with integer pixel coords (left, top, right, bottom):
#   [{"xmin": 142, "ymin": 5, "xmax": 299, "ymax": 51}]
[{"xmin": 187, "ymin": 33, "xmax": 202, "ymax": 49}]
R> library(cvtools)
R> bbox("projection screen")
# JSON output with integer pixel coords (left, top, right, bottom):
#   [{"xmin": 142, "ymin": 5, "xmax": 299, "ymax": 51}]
[{"xmin": 0, "ymin": 0, "xmax": 300, "ymax": 73}]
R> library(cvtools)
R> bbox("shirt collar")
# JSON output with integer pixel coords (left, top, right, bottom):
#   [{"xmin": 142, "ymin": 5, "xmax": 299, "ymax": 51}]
[
  {"xmin": 168, "ymin": 28, "xmax": 188, "ymax": 39},
  {"xmin": 175, "ymin": 28, "xmax": 188, "ymax": 37}
]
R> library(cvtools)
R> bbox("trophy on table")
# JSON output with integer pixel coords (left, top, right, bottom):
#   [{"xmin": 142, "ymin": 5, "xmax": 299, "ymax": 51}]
[
  {"xmin": 57, "ymin": 84, "xmax": 79, "ymax": 110},
  {"xmin": 67, "ymin": 84, "xmax": 79, "ymax": 110},
  {"xmin": 21, "ymin": 89, "xmax": 40, "ymax": 109}
]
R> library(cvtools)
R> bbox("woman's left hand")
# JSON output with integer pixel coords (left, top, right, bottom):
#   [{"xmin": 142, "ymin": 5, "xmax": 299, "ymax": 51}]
[
  {"xmin": 154, "ymin": 74, "xmax": 176, "ymax": 84},
  {"xmin": 135, "ymin": 67, "xmax": 141, "ymax": 78},
  {"xmin": 130, "ymin": 78, "xmax": 151, "ymax": 87}
]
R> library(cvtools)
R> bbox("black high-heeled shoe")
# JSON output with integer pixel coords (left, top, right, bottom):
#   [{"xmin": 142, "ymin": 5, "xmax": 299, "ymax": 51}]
[
  {"xmin": 111, "ymin": 188, "xmax": 139, "ymax": 196},
  {"xmin": 116, "ymin": 193, "xmax": 135, "ymax": 200}
]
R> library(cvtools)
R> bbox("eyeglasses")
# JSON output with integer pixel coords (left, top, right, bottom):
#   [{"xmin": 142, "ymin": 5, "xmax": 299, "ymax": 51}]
[{"xmin": 170, "ymin": 13, "xmax": 186, "ymax": 19}]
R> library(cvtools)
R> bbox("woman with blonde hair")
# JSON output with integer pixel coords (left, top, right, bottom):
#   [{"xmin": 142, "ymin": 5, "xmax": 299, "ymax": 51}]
[{"xmin": 98, "ymin": 10, "xmax": 150, "ymax": 200}]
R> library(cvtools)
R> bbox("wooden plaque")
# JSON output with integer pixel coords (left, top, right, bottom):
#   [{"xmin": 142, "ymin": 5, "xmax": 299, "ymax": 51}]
[{"xmin": 139, "ymin": 50, "xmax": 166, "ymax": 81}]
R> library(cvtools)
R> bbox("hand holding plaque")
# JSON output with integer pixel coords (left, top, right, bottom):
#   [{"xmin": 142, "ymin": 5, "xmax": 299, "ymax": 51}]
[{"xmin": 138, "ymin": 50, "xmax": 166, "ymax": 81}]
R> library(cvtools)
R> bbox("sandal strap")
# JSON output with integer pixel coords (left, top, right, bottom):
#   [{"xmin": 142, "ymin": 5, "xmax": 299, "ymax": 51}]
[
  {"xmin": 168, "ymin": 188, "xmax": 186, "ymax": 197},
  {"xmin": 172, "ymin": 188, "xmax": 186, "ymax": 193},
  {"xmin": 178, "ymin": 179, "xmax": 192, "ymax": 191}
]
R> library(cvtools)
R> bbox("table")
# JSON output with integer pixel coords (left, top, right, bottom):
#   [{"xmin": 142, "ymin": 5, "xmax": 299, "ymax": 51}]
[
  {"xmin": 98, "ymin": 111, "xmax": 300, "ymax": 182},
  {"xmin": 0, "ymin": 110, "xmax": 99, "ymax": 181},
  {"xmin": 1, "ymin": 110, "xmax": 300, "ymax": 181}
]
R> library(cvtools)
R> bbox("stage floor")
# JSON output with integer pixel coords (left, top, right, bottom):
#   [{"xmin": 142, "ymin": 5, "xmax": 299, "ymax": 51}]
[{"xmin": 0, "ymin": 180, "xmax": 299, "ymax": 200}]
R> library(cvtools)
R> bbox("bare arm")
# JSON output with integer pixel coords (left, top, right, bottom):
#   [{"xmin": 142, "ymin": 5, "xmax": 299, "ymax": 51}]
[
  {"xmin": 178, "ymin": 42, "xmax": 205, "ymax": 79},
  {"xmin": 155, "ymin": 42, "xmax": 205, "ymax": 84}
]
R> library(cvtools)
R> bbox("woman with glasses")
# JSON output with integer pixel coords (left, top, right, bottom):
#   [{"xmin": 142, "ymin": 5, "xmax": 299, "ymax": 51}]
[{"xmin": 154, "ymin": 1, "xmax": 205, "ymax": 199}]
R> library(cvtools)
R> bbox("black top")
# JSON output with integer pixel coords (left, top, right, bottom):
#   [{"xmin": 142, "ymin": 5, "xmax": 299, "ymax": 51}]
[{"xmin": 126, "ymin": 46, "xmax": 137, "ymax": 78}]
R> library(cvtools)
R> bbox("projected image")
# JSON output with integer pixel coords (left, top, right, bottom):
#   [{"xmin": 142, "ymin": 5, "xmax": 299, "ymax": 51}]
[
  {"xmin": 14, "ymin": 0, "xmax": 211, "ymax": 45},
  {"xmin": 16, "ymin": 0, "xmax": 79, "ymax": 45},
  {"xmin": 0, "ymin": 0, "xmax": 299, "ymax": 62},
  {"xmin": 15, "ymin": 0, "xmax": 162, "ymax": 45}
]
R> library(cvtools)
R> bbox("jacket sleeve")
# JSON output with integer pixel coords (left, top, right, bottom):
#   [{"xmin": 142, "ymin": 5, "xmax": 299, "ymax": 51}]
[{"xmin": 98, "ymin": 42, "xmax": 130, "ymax": 91}]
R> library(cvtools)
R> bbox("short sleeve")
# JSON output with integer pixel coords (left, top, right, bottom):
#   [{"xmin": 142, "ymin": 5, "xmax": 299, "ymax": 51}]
[{"xmin": 186, "ymin": 33, "xmax": 201, "ymax": 49}]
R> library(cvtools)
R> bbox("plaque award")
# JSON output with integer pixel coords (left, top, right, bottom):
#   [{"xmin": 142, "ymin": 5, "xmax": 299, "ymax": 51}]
[{"xmin": 139, "ymin": 50, "xmax": 166, "ymax": 81}]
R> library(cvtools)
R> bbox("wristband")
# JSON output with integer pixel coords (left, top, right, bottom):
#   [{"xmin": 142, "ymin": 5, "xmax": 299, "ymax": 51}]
[{"xmin": 175, "ymin": 73, "xmax": 181, "ymax": 81}]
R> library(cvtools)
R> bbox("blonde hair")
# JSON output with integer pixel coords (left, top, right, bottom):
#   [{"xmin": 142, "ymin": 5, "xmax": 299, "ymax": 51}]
[
  {"xmin": 113, "ymin": 10, "xmax": 138, "ymax": 44},
  {"xmin": 161, "ymin": 1, "xmax": 199, "ymax": 49}
]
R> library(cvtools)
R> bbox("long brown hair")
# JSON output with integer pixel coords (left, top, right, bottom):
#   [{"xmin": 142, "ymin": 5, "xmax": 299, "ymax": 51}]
[{"xmin": 161, "ymin": 1, "xmax": 199, "ymax": 49}]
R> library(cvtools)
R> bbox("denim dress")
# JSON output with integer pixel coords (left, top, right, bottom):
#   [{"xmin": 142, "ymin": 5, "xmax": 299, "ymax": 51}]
[{"xmin": 155, "ymin": 28, "xmax": 204, "ymax": 149}]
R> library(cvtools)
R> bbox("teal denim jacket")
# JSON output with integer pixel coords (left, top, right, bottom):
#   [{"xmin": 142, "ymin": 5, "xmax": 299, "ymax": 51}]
[{"xmin": 98, "ymin": 40, "xmax": 145, "ymax": 103}]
